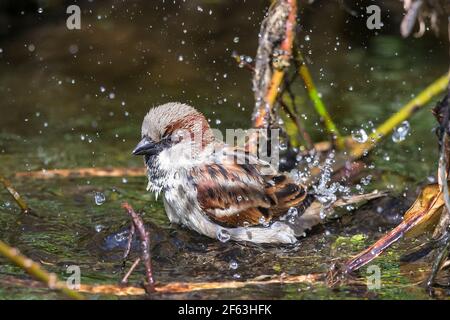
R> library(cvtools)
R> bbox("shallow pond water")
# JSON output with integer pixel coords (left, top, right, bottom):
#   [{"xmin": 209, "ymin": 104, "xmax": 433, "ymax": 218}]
[{"xmin": 0, "ymin": 1, "xmax": 449, "ymax": 299}]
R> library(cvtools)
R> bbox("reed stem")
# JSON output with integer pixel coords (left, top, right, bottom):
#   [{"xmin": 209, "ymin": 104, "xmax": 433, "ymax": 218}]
[{"xmin": 349, "ymin": 72, "xmax": 450, "ymax": 158}]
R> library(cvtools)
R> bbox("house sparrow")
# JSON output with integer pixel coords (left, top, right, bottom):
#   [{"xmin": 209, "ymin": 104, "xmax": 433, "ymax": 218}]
[{"xmin": 133, "ymin": 102, "xmax": 382, "ymax": 244}]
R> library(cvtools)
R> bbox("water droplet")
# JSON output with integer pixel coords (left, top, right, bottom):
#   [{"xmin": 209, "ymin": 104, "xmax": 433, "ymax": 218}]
[
  {"xmin": 258, "ymin": 216, "xmax": 270, "ymax": 227},
  {"xmin": 69, "ymin": 44, "xmax": 78, "ymax": 54},
  {"xmin": 287, "ymin": 207, "xmax": 298, "ymax": 217},
  {"xmin": 122, "ymin": 178, "xmax": 128, "ymax": 184},
  {"xmin": 304, "ymin": 35, "xmax": 310, "ymax": 41},
  {"xmin": 197, "ymin": 6, "xmax": 203, "ymax": 12},
  {"xmin": 360, "ymin": 175, "xmax": 372, "ymax": 186},
  {"xmin": 100, "ymin": 86, "xmax": 106, "ymax": 93},
  {"xmin": 351, "ymin": 128, "xmax": 368, "ymax": 143},
  {"xmin": 392, "ymin": 121, "xmax": 410, "ymax": 143},
  {"xmin": 217, "ymin": 228, "xmax": 231, "ymax": 243},
  {"xmin": 233, "ymin": 37, "xmax": 240, "ymax": 43},
  {"xmin": 94, "ymin": 192, "xmax": 106, "ymax": 205},
  {"xmin": 28, "ymin": 44, "xmax": 35, "ymax": 52},
  {"xmin": 233, "ymin": 273, "xmax": 241, "ymax": 279},
  {"xmin": 37, "ymin": 8, "xmax": 43, "ymax": 14},
  {"xmin": 114, "ymin": 230, "xmax": 128, "ymax": 243},
  {"xmin": 229, "ymin": 260, "xmax": 238, "ymax": 270},
  {"xmin": 95, "ymin": 224, "xmax": 105, "ymax": 233},
  {"xmin": 178, "ymin": 55, "xmax": 184, "ymax": 62}
]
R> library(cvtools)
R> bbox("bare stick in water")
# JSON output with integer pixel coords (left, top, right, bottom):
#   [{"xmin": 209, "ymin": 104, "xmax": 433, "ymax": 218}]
[
  {"xmin": 0, "ymin": 240, "xmax": 84, "ymax": 299},
  {"xmin": 122, "ymin": 202, "xmax": 155, "ymax": 293},
  {"xmin": 0, "ymin": 174, "xmax": 30, "ymax": 213}
]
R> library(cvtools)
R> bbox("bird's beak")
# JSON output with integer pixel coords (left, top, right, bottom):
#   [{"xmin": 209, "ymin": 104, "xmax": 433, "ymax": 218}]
[{"xmin": 132, "ymin": 137, "xmax": 156, "ymax": 156}]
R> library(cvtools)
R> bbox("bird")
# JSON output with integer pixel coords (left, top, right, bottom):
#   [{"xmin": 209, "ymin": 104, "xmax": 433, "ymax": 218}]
[{"xmin": 132, "ymin": 102, "xmax": 382, "ymax": 244}]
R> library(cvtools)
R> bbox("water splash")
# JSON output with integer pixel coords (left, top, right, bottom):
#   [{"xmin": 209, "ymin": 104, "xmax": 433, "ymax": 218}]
[
  {"xmin": 217, "ymin": 228, "xmax": 231, "ymax": 243},
  {"xmin": 94, "ymin": 192, "xmax": 106, "ymax": 205},
  {"xmin": 392, "ymin": 121, "xmax": 410, "ymax": 143},
  {"xmin": 311, "ymin": 152, "xmax": 353, "ymax": 220},
  {"xmin": 351, "ymin": 128, "xmax": 368, "ymax": 143},
  {"xmin": 258, "ymin": 216, "xmax": 270, "ymax": 227},
  {"xmin": 229, "ymin": 260, "xmax": 239, "ymax": 270}
]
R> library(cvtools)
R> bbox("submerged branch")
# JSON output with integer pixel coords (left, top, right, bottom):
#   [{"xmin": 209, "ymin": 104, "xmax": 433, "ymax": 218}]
[
  {"xmin": 76, "ymin": 273, "xmax": 325, "ymax": 296},
  {"xmin": 122, "ymin": 202, "xmax": 155, "ymax": 292},
  {"xmin": 0, "ymin": 240, "xmax": 84, "ymax": 300}
]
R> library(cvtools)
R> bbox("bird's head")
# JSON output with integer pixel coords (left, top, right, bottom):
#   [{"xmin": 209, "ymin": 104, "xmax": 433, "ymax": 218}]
[{"xmin": 133, "ymin": 102, "xmax": 215, "ymax": 167}]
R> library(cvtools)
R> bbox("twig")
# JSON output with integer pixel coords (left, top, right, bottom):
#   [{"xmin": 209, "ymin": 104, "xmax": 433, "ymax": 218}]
[
  {"xmin": 348, "ymin": 72, "xmax": 450, "ymax": 159},
  {"xmin": 280, "ymin": 73, "xmax": 316, "ymax": 151},
  {"xmin": 0, "ymin": 240, "xmax": 84, "ymax": 299},
  {"xmin": 231, "ymin": 51, "xmax": 255, "ymax": 72},
  {"xmin": 123, "ymin": 223, "xmax": 136, "ymax": 261},
  {"xmin": 253, "ymin": 0, "xmax": 297, "ymax": 129},
  {"xmin": 76, "ymin": 273, "xmax": 325, "ymax": 296},
  {"xmin": 345, "ymin": 184, "xmax": 445, "ymax": 273},
  {"xmin": 121, "ymin": 258, "xmax": 141, "ymax": 285},
  {"xmin": 122, "ymin": 202, "xmax": 155, "ymax": 293},
  {"xmin": 294, "ymin": 49, "xmax": 343, "ymax": 148},
  {"xmin": 279, "ymin": 98, "xmax": 314, "ymax": 150},
  {"xmin": 14, "ymin": 167, "xmax": 145, "ymax": 179},
  {"xmin": 0, "ymin": 174, "xmax": 30, "ymax": 213},
  {"xmin": 249, "ymin": 0, "xmax": 297, "ymax": 153}
]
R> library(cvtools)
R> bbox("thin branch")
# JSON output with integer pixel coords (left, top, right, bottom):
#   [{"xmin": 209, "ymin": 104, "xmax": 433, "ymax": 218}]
[
  {"xmin": 279, "ymin": 99, "xmax": 314, "ymax": 150},
  {"xmin": 253, "ymin": 0, "xmax": 297, "ymax": 129},
  {"xmin": 348, "ymin": 72, "xmax": 450, "ymax": 159},
  {"xmin": 294, "ymin": 49, "xmax": 343, "ymax": 147},
  {"xmin": 121, "ymin": 258, "xmax": 141, "ymax": 285},
  {"xmin": 122, "ymin": 202, "xmax": 155, "ymax": 293},
  {"xmin": 76, "ymin": 273, "xmax": 325, "ymax": 296},
  {"xmin": 123, "ymin": 223, "xmax": 136, "ymax": 261},
  {"xmin": 249, "ymin": 0, "xmax": 298, "ymax": 153},
  {"xmin": 0, "ymin": 174, "xmax": 30, "ymax": 213},
  {"xmin": 231, "ymin": 51, "xmax": 255, "ymax": 72},
  {"xmin": 345, "ymin": 184, "xmax": 445, "ymax": 273},
  {"xmin": 14, "ymin": 167, "xmax": 145, "ymax": 179},
  {"xmin": 0, "ymin": 240, "xmax": 84, "ymax": 299}
]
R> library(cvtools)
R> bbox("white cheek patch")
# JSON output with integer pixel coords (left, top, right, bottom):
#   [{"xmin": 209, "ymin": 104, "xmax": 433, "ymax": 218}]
[{"xmin": 157, "ymin": 142, "xmax": 206, "ymax": 171}]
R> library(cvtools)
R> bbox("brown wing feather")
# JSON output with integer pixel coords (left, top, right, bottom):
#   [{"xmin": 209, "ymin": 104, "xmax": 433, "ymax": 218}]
[{"xmin": 191, "ymin": 162, "xmax": 308, "ymax": 228}]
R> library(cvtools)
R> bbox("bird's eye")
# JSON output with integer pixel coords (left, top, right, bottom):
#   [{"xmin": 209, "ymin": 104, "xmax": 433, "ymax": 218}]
[{"xmin": 171, "ymin": 129, "xmax": 191, "ymax": 144}]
